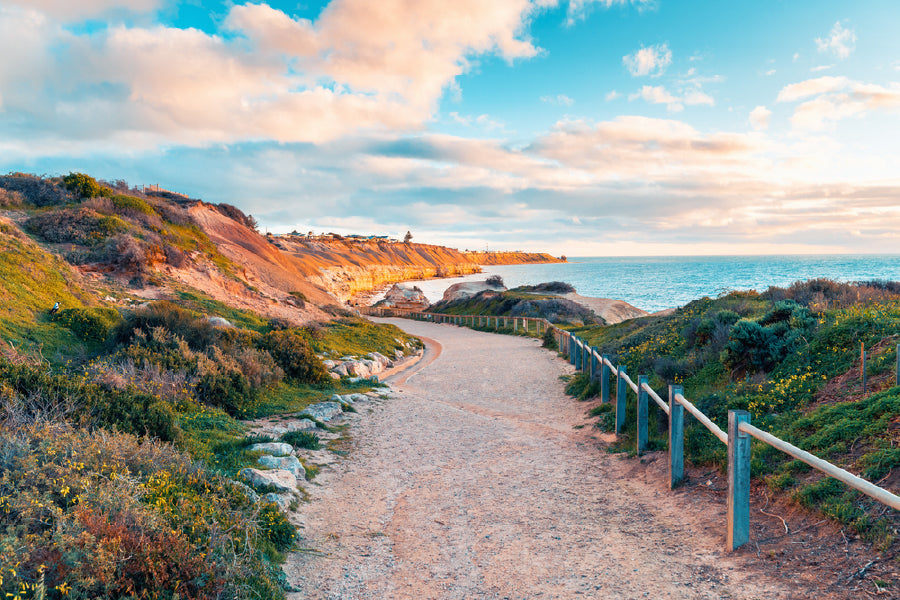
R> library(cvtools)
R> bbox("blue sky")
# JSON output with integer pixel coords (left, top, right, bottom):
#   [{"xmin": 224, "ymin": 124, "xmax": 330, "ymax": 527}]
[{"xmin": 1, "ymin": 0, "xmax": 899, "ymax": 255}]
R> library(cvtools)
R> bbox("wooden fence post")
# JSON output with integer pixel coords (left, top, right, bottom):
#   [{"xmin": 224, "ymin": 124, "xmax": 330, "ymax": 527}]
[
  {"xmin": 601, "ymin": 355, "xmax": 610, "ymax": 404},
  {"xmin": 727, "ymin": 410, "xmax": 752, "ymax": 551},
  {"xmin": 615, "ymin": 365, "xmax": 627, "ymax": 434},
  {"xmin": 590, "ymin": 348, "xmax": 599, "ymax": 381},
  {"xmin": 569, "ymin": 336, "xmax": 577, "ymax": 365},
  {"xmin": 862, "ymin": 343, "xmax": 867, "ymax": 393},
  {"xmin": 668, "ymin": 384, "xmax": 684, "ymax": 489},
  {"xmin": 575, "ymin": 339, "xmax": 583, "ymax": 370},
  {"xmin": 637, "ymin": 375, "xmax": 649, "ymax": 455},
  {"xmin": 582, "ymin": 344, "xmax": 590, "ymax": 374}
]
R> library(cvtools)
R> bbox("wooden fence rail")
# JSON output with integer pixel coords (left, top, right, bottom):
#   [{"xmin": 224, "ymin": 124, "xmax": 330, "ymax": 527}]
[{"xmin": 359, "ymin": 306, "xmax": 900, "ymax": 552}]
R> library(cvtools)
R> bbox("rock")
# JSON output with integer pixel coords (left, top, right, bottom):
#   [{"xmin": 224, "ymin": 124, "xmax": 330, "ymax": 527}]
[
  {"xmin": 331, "ymin": 363, "xmax": 349, "ymax": 377},
  {"xmin": 262, "ymin": 492, "xmax": 294, "ymax": 511},
  {"xmin": 207, "ymin": 316, "xmax": 234, "ymax": 328},
  {"xmin": 348, "ymin": 393, "xmax": 368, "ymax": 403},
  {"xmin": 231, "ymin": 480, "xmax": 260, "ymax": 503},
  {"xmin": 441, "ymin": 279, "xmax": 507, "ymax": 303},
  {"xmin": 299, "ymin": 401, "xmax": 343, "ymax": 422},
  {"xmin": 323, "ymin": 359, "xmax": 337, "ymax": 368},
  {"xmin": 249, "ymin": 442, "xmax": 294, "ymax": 457},
  {"xmin": 394, "ymin": 349, "xmax": 405, "ymax": 360},
  {"xmin": 345, "ymin": 360, "xmax": 373, "ymax": 378},
  {"xmin": 329, "ymin": 393, "xmax": 343, "ymax": 402},
  {"xmin": 375, "ymin": 283, "xmax": 429, "ymax": 310},
  {"xmin": 258, "ymin": 455, "xmax": 306, "ymax": 479},
  {"xmin": 328, "ymin": 372, "xmax": 340, "ymax": 380},
  {"xmin": 367, "ymin": 352, "xmax": 391, "ymax": 368},
  {"xmin": 239, "ymin": 468, "xmax": 297, "ymax": 493}
]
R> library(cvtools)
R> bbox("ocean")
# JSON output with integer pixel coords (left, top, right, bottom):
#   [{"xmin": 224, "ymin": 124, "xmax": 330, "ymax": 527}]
[{"xmin": 375, "ymin": 255, "xmax": 900, "ymax": 313}]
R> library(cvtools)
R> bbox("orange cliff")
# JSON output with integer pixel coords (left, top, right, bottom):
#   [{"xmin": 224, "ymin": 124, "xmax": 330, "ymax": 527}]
[
  {"xmin": 270, "ymin": 237, "xmax": 482, "ymax": 302},
  {"xmin": 463, "ymin": 251, "xmax": 566, "ymax": 265}
]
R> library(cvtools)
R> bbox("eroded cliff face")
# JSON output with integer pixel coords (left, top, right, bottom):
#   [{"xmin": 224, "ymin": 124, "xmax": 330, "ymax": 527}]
[
  {"xmin": 271, "ymin": 238, "xmax": 481, "ymax": 302},
  {"xmin": 463, "ymin": 251, "xmax": 565, "ymax": 265}
]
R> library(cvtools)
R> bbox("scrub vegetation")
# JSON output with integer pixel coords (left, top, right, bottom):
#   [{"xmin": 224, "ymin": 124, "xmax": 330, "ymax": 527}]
[
  {"xmin": 0, "ymin": 173, "xmax": 420, "ymax": 599},
  {"xmin": 563, "ymin": 279, "xmax": 900, "ymax": 549}
]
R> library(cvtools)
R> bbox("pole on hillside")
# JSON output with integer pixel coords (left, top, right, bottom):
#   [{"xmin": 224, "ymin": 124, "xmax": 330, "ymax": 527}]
[
  {"xmin": 637, "ymin": 375, "xmax": 649, "ymax": 455},
  {"xmin": 668, "ymin": 385, "xmax": 684, "ymax": 489},
  {"xmin": 861, "ymin": 342, "xmax": 867, "ymax": 394},
  {"xmin": 601, "ymin": 355, "xmax": 611, "ymax": 404},
  {"xmin": 727, "ymin": 410, "xmax": 752, "ymax": 551},
  {"xmin": 615, "ymin": 365, "xmax": 627, "ymax": 434},
  {"xmin": 590, "ymin": 347, "xmax": 599, "ymax": 381}
]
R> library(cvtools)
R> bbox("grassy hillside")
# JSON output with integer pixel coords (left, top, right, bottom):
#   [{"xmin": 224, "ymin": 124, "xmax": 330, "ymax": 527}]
[
  {"xmin": 562, "ymin": 280, "xmax": 900, "ymax": 549},
  {"xmin": 0, "ymin": 172, "xmax": 422, "ymax": 598}
]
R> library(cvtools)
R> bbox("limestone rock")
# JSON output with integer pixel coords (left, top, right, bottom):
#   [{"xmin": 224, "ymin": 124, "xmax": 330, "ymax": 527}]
[
  {"xmin": 441, "ymin": 279, "xmax": 507, "ymax": 303},
  {"xmin": 207, "ymin": 316, "xmax": 234, "ymax": 328},
  {"xmin": 239, "ymin": 468, "xmax": 297, "ymax": 493},
  {"xmin": 231, "ymin": 479, "xmax": 260, "ymax": 503},
  {"xmin": 375, "ymin": 283, "xmax": 429, "ymax": 310},
  {"xmin": 258, "ymin": 454, "xmax": 306, "ymax": 479},
  {"xmin": 262, "ymin": 492, "xmax": 294, "ymax": 511},
  {"xmin": 299, "ymin": 401, "xmax": 343, "ymax": 422},
  {"xmin": 250, "ymin": 442, "xmax": 294, "ymax": 457}
]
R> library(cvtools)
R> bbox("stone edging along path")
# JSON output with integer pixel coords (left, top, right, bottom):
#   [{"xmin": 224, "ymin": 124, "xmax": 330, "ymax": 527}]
[{"xmin": 278, "ymin": 317, "xmax": 841, "ymax": 600}]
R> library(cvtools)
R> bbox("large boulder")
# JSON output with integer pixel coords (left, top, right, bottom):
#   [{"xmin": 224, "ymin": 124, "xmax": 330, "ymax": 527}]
[
  {"xmin": 375, "ymin": 284, "xmax": 429, "ymax": 310},
  {"xmin": 300, "ymin": 401, "xmax": 344, "ymax": 422},
  {"xmin": 442, "ymin": 279, "xmax": 507, "ymax": 303},
  {"xmin": 262, "ymin": 492, "xmax": 294, "ymax": 511},
  {"xmin": 250, "ymin": 442, "xmax": 294, "ymax": 457},
  {"xmin": 258, "ymin": 455, "xmax": 306, "ymax": 479},
  {"xmin": 239, "ymin": 468, "xmax": 298, "ymax": 493}
]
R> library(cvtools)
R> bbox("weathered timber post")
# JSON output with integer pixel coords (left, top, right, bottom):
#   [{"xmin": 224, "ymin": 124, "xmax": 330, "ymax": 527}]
[
  {"xmin": 575, "ymin": 339, "xmax": 583, "ymax": 370},
  {"xmin": 590, "ymin": 348, "xmax": 599, "ymax": 381},
  {"xmin": 668, "ymin": 384, "xmax": 684, "ymax": 488},
  {"xmin": 861, "ymin": 343, "xmax": 867, "ymax": 393},
  {"xmin": 615, "ymin": 365, "xmax": 627, "ymax": 434},
  {"xmin": 582, "ymin": 344, "xmax": 590, "ymax": 374},
  {"xmin": 727, "ymin": 410, "xmax": 752, "ymax": 551},
  {"xmin": 569, "ymin": 336, "xmax": 577, "ymax": 365},
  {"xmin": 637, "ymin": 375, "xmax": 649, "ymax": 455},
  {"xmin": 514, "ymin": 318, "xmax": 518, "ymax": 332},
  {"xmin": 600, "ymin": 355, "xmax": 611, "ymax": 403}
]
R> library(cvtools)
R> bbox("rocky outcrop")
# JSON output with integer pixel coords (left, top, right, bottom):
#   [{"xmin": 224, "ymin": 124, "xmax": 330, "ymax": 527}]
[
  {"xmin": 299, "ymin": 402, "xmax": 344, "ymax": 422},
  {"xmin": 376, "ymin": 284, "xmax": 429, "ymax": 310},
  {"xmin": 442, "ymin": 279, "xmax": 507, "ymax": 302},
  {"xmin": 250, "ymin": 442, "xmax": 294, "ymax": 457},
  {"xmin": 239, "ymin": 468, "xmax": 298, "ymax": 493},
  {"xmin": 258, "ymin": 455, "xmax": 306, "ymax": 479}
]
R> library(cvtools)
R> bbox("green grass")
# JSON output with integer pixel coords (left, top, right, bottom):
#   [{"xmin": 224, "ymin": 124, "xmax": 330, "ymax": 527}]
[
  {"xmin": 175, "ymin": 289, "xmax": 271, "ymax": 331},
  {"xmin": 313, "ymin": 316, "xmax": 420, "ymax": 357}
]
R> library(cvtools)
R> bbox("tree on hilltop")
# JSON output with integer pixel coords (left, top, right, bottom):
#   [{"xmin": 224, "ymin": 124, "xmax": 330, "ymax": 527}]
[{"xmin": 404, "ymin": 231, "xmax": 413, "ymax": 243}]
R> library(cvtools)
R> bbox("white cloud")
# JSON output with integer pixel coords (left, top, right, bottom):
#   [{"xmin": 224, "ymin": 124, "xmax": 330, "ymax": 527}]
[
  {"xmin": 629, "ymin": 85, "xmax": 713, "ymax": 112},
  {"xmin": 749, "ymin": 106, "xmax": 772, "ymax": 130},
  {"xmin": 765, "ymin": 69, "xmax": 776, "ymax": 76},
  {"xmin": 778, "ymin": 76, "xmax": 900, "ymax": 130},
  {"xmin": 811, "ymin": 64, "xmax": 834, "ymax": 72},
  {"xmin": 622, "ymin": 43, "xmax": 672, "ymax": 77},
  {"xmin": 777, "ymin": 76, "xmax": 851, "ymax": 102},
  {"xmin": 3, "ymin": 0, "xmax": 162, "ymax": 21},
  {"xmin": 565, "ymin": 0, "xmax": 655, "ymax": 25},
  {"xmin": 541, "ymin": 94, "xmax": 574, "ymax": 106},
  {"xmin": 0, "ymin": 0, "xmax": 550, "ymax": 147},
  {"xmin": 815, "ymin": 21, "xmax": 856, "ymax": 59},
  {"xmin": 605, "ymin": 90, "xmax": 620, "ymax": 101}
]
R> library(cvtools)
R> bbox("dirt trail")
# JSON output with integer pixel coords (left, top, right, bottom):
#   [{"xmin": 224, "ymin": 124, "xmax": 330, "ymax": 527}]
[{"xmin": 284, "ymin": 319, "xmax": 811, "ymax": 599}]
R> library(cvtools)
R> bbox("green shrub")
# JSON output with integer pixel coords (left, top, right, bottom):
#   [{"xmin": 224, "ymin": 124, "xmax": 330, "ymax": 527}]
[
  {"xmin": 258, "ymin": 503, "xmax": 297, "ymax": 552},
  {"xmin": 51, "ymin": 306, "xmax": 122, "ymax": 343},
  {"xmin": 111, "ymin": 193, "xmax": 159, "ymax": 217},
  {"xmin": 25, "ymin": 208, "xmax": 127, "ymax": 244},
  {"xmin": 196, "ymin": 371, "xmax": 259, "ymax": 417},
  {"xmin": 63, "ymin": 172, "xmax": 109, "ymax": 199},
  {"xmin": 261, "ymin": 329, "xmax": 330, "ymax": 384},
  {"xmin": 116, "ymin": 301, "xmax": 218, "ymax": 350},
  {"xmin": 281, "ymin": 429, "xmax": 320, "ymax": 449}
]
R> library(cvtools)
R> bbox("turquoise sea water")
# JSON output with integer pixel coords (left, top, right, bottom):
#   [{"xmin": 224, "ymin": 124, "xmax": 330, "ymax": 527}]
[{"xmin": 385, "ymin": 255, "xmax": 900, "ymax": 313}]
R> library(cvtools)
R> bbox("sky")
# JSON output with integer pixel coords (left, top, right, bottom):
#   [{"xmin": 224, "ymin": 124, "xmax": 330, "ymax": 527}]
[{"xmin": 1, "ymin": 0, "xmax": 899, "ymax": 256}]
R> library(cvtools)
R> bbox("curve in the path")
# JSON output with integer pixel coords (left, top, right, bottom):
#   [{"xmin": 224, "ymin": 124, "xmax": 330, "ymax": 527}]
[{"xmin": 285, "ymin": 319, "xmax": 801, "ymax": 600}]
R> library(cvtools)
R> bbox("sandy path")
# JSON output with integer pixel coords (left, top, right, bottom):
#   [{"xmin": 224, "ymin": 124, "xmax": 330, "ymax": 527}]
[{"xmin": 285, "ymin": 319, "xmax": 801, "ymax": 599}]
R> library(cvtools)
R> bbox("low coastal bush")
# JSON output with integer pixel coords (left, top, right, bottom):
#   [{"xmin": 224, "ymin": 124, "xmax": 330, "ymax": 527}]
[
  {"xmin": 51, "ymin": 306, "xmax": 122, "ymax": 344},
  {"xmin": 25, "ymin": 208, "xmax": 128, "ymax": 245},
  {"xmin": 281, "ymin": 430, "xmax": 321, "ymax": 450}
]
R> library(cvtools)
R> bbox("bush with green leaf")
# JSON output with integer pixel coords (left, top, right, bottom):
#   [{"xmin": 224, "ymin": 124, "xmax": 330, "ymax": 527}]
[{"xmin": 51, "ymin": 306, "xmax": 122, "ymax": 343}]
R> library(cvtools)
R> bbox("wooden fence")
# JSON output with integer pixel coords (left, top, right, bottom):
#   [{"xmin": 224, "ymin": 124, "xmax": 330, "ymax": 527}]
[{"xmin": 361, "ymin": 307, "xmax": 900, "ymax": 551}]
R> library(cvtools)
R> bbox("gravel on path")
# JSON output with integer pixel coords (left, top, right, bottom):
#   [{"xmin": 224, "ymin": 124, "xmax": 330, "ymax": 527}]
[{"xmin": 285, "ymin": 318, "xmax": 802, "ymax": 599}]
